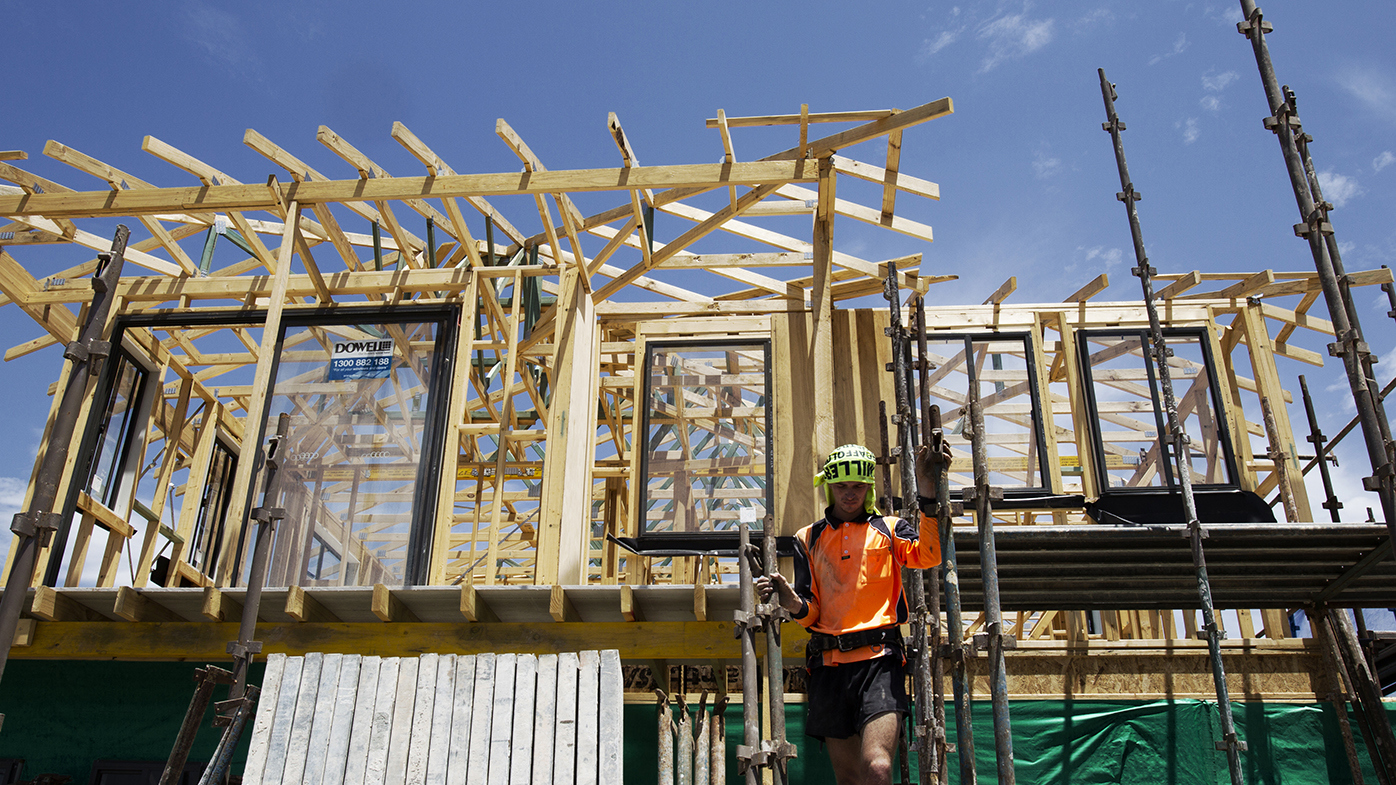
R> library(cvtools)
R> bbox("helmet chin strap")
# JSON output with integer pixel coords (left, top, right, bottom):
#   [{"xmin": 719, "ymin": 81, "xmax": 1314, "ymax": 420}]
[{"xmin": 822, "ymin": 482, "xmax": 880, "ymax": 517}]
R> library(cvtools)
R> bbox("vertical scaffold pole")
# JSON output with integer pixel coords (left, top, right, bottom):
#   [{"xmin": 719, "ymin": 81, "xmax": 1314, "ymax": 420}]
[
  {"xmin": 735, "ymin": 522, "xmax": 761, "ymax": 785},
  {"xmin": 916, "ymin": 297, "xmax": 950, "ymax": 785},
  {"xmin": 0, "ymin": 225, "xmax": 128, "ymax": 731},
  {"xmin": 932, "ymin": 405, "xmax": 974, "ymax": 785},
  {"xmin": 1235, "ymin": 1, "xmax": 1396, "ymax": 769},
  {"xmin": 1099, "ymin": 68, "xmax": 1247, "ymax": 785},
  {"xmin": 1299, "ymin": 376, "xmax": 1344, "ymax": 522},
  {"xmin": 883, "ymin": 263, "xmax": 939, "ymax": 784},
  {"xmin": 761, "ymin": 519, "xmax": 794, "ymax": 784},
  {"xmin": 229, "ymin": 412, "xmax": 290, "ymax": 700},
  {"xmin": 1235, "ymin": 0, "xmax": 1396, "ymax": 529},
  {"xmin": 964, "ymin": 336, "xmax": 1015, "ymax": 785}
]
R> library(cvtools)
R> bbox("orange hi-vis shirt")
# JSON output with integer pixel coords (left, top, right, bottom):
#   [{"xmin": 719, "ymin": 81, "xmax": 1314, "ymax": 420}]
[{"xmin": 791, "ymin": 507, "xmax": 942, "ymax": 667}]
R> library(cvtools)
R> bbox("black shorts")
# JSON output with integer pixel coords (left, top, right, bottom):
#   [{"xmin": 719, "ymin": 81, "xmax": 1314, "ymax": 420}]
[{"xmin": 804, "ymin": 654, "xmax": 909, "ymax": 740}]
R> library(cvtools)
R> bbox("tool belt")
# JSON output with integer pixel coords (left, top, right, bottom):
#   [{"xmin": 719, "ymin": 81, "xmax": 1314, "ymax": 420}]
[{"xmin": 806, "ymin": 626, "xmax": 903, "ymax": 664}]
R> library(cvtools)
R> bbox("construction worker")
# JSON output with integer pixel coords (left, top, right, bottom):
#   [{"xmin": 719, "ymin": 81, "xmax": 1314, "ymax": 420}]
[{"xmin": 756, "ymin": 442, "xmax": 948, "ymax": 785}]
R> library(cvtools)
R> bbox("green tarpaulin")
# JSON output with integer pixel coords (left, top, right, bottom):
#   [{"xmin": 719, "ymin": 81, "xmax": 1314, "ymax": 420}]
[{"xmin": 0, "ymin": 661, "xmax": 1388, "ymax": 783}]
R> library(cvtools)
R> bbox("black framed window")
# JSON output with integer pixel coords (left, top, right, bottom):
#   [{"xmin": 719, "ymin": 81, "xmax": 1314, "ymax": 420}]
[
  {"xmin": 1077, "ymin": 328, "xmax": 1239, "ymax": 492},
  {"xmin": 187, "ymin": 435, "xmax": 238, "ymax": 576},
  {"xmin": 254, "ymin": 306, "xmax": 458, "ymax": 587},
  {"xmin": 919, "ymin": 332, "xmax": 1052, "ymax": 497},
  {"xmin": 638, "ymin": 340, "xmax": 772, "ymax": 540},
  {"xmin": 84, "ymin": 349, "xmax": 152, "ymax": 509}
]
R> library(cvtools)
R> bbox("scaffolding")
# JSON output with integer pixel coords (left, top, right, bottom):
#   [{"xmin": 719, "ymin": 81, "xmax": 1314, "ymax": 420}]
[{"xmin": 0, "ymin": 22, "xmax": 1394, "ymax": 777}]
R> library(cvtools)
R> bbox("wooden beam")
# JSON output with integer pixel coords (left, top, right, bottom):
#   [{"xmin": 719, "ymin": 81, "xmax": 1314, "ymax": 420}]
[
  {"xmin": 0, "ymin": 161, "xmax": 820, "ymax": 219},
  {"xmin": 459, "ymin": 584, "xmax": 499, "ymax": 623},
  {"xmin": 372, "ymin": 583, "xmax": 420, "ymax": 623},
  {"xmin": 769, "ymin": 98, "xmax": 954, "ymax": 161},
  {"xmin": 114, "ymin": 587, "xmax": 184, "ymax": 623},
  {"xmin": 390, "ymin": 121, "xmax": 525, "ymax": 246},
  {"xmin": 31, "ymin": 586, "xmax": 107, "ymax": 622},
  {"xmin": 10, "ymin": 621, "xmax": 798, "ymax": 661},
  {"xmin": 620, "ymin": 585, "xmax": 642, "ymax": 622},
  {"xmin": 201, "ymin": 587, "xmax": 243, "ymax": 622},
  {"xmin": 214, "ymin": 203, "xmax": 301, "ymax": 586},
  {"xmin": 286, "ymin": 585, "xmax": 339, "ymax": 622},
  {"xmin": 75, "ymin": 492, "xmax": 135, "ymax": 539},
  {"xmin": 830, "ymin": 155, "xmax": 941, "ymax": 201},
  {"xmin": 1157, "ymin": 271, "xmax": 1203, "ymax": 300},
  {"xmin": 706, "ymin": 109, "xmax": 896, "ymax": 128},
  {"xmin": 984, "ymin": 276, "xmax": 1017, "ymax": 305},
  {"xmin": 1064, "ymin": 274, "xmax": 1109, "ymax": 303},
  {"xmin": 593, "ymin": 182, "xmax": 783, "ymax": 301},
  {"xmin": 550, "ymin": 585, "xmax": 581, "ymax": 623},
  {"xmin": 0, "ymin": 151, "xmax": 27, "ymax": 161}
]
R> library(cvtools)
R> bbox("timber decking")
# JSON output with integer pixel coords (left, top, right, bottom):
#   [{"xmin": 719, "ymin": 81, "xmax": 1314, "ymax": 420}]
[{"xmin": 241, "ymin": 650, "xmax": 622, "ymax": 785}]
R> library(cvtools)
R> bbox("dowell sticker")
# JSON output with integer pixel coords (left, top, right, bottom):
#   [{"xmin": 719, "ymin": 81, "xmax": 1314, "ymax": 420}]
[{"xmin": 328, "ymin": 339, "xmax": 394, "ymax": 381}]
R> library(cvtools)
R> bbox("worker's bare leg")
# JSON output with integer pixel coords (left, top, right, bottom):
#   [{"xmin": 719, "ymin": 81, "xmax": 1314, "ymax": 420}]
[{"xmin": 824, "ymin": 711, "xmax": 901, "ymax": 785}]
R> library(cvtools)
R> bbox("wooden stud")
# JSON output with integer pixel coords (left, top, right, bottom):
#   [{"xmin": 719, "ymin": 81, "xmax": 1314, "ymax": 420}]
[
  {"xmin": 364, "ymin": 657, "xmax": 400, "ymax": 785},
  {"xmin": 324, "ymin": 654, "xmax": 363, "ymax": 785},
  {"xmin": 428, "ymin": 271, "xmax": 479, "ymax": 586},
  {"xmin": 344, "ymin": 655, "xmax": 383, "ymax": 785},
  {"xmin": 448, "ymin": 654, "xmax": 479, "ymax": 785},
  {"xmin": 537, "ymin": 269, "xmax": 599, "ymax": 585},
  {"xmin": 215, "ymin": 203, "xmax": 301, "ymax": 587}
]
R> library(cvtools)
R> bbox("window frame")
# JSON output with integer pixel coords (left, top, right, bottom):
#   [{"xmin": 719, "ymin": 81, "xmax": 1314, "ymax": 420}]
[
  {"xmin": 636, "ymin": 337, "xmax": 774, "ymax": 544},
  {"xmin": 920, "ymin": 331, "xmax": 1055, "ymax": 500},
  {"xmin": 1075, "ymin": 326, "xmax": 1241, "ymax": 494}
]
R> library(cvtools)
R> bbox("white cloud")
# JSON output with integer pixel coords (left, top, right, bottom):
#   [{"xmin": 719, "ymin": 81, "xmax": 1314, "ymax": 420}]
[
  {"xmin": 1084, "ymin": 246, "xmax": 1124, "ymax": 268},
  {"xmin": 1032, "ymin": 144, "xmax": 1062, "ymax": 179},
  {"xmin": 923, "ymin": 29, "xmax": 962, "ymax": 57},
  {"xmin": 179, "ymin": 2, "xmax": 260, "ymax": 77},
  {"xmin": 1148, "ymin": 32, "xmax": 1189, "ymax": 66},
  {"xmin": 1336, "ymin": 65, "xmax": 1396, "ymax": 121},
  {"xmin": 1317, "ymin": 170, "xmax": 1364, "ymax": 208},
  {"xmin": 1073, "ymin": 7, "xmax": 1112, "ymax": 31},
  {"xmin": 1202, "ymin": 70, "xmax": 1239, "ymax": 92},
  {"xmin": 1178, "ymin": 117, "xmax": 1200, "ymax": 144},
  {"xmin": 1375, "ymin": 151, "xmax": 1395, "ymax": 172},
  {"xmin": 1200, "ymin": 95, "xmax": 1222, "ymax": 112},
  {"xmin": 919, "ymin": 6, "xmax": 964, "ymax": 60},
  {"xmin": 977, "ymin": 10, "xmax": 1056, "ymax": 73}
]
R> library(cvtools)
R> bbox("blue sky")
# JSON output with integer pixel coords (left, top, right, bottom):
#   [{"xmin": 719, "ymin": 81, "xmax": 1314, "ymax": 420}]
[{"xmin": 1, "ymin": 0, "xmax": 1394, "ymax": 524}]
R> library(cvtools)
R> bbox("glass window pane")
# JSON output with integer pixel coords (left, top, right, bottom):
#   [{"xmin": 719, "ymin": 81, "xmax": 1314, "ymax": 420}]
[
  {"xmin": 260, "ymin": 319, "xmax": 445, "ymax": 587},
  {"xmin": 1165, "ymin": 336, "xmax": 1230, "ymax": 485},
  {"xmin": 86, "ymin": 354, "xmax": 148, "ymax": 507},
  {"xmin": 922, "ymin": 334, "xmax": 1047, "ymax": 492},
  {"xmin": 1083, "ymin": 330, "xmax": 1234, "ymax": 490},
  {"xmin": 1085, "ymin": 335, "xmax": 1166, "ymax": 489},
  {"xmin": 642, "ymin": 343, "xmax": 770, "ymax": 536}
]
